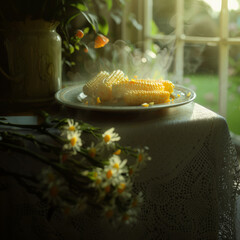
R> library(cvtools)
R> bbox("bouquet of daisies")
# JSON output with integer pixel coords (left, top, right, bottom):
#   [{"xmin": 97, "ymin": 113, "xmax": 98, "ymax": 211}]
[{"xmin": 0, "ymin": 112, "xmax": 151, "ymax": 225}]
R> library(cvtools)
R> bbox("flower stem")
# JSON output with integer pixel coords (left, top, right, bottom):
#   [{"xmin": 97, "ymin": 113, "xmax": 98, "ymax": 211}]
[
  {"xmin": 0, "ymin": 120, "xmax": 41, "ymax": 129},
  {"xmin": 2, "ymin": 131, "xmax": 61, "ymax": 151}
]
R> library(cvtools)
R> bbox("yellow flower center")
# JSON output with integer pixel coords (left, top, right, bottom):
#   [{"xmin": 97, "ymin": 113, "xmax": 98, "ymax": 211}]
[
  {"xmin": 69, "ymin": 125, "xmax": 75, "ymax": 131},
  {"xmin": 105, "ymin": 210, "xmax": 114, "ymax": 219},
  {"xmin": 105, "ymin": 185, "xmax": 111, "ymax": 193},
  {"xmin": 114, "ymin": 149, "xmax": 121, "ymax": 155},
  {"xmin": 93, "ymin": 172, "xmax": 98, "ymax": 178},
  {"xmin": 113, "ymin": 163, "xmax": 119, "ymax": 169},
  {"xmin": 117, "ymin": 183, "xmax": 126, "ymax": 194},
  {"xmin": 138, "ymin": 153, "xmax": 143, "ymax": 162},
  {"xmin": 89, "ymin": 148, "xmax": 96, "ymax": 158},
  {"xmin": 104, "ymin": 134, "xmax": 111, "ymax": 143},
  {"xmin": 122, "ymin": 214, "xmax": 130, "ymax": 222},
  {"xmin": 96, "ymin": 178, "xmax": 101, "ymax": 185},
  {"xmin": 106, "ymin": 170, "xmax": 112, "ymax": 179},
  {"xmin": 70, "ymin": 136, "xmax": 77, "ymax": 146}
]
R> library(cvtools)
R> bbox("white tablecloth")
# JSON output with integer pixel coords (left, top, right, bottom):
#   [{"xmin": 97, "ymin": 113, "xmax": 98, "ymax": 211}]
[{"xmin": 0, "ymin": 102, "xmax": 239, "ymax": 239}]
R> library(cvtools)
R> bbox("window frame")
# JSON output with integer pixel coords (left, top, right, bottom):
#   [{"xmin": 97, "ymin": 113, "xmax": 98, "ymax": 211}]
[{"xmin": 123, "ymin": 0, "xmax": 240, "ymax": 117}]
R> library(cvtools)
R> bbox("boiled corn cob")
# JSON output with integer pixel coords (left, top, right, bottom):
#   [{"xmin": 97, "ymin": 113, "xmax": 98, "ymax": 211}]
[
  {"xmin": 96, "ymin": 70, "xmax": 125, "ymax": 101},
  {"xmin": 83, "ymin": 71, "xmax": 109, "ymax": 96},
  {"xmin": 123, "ymin": 90, "xmax": 170, "ymax": 105},
  {"xmin": 112, "ymin": 79, "xmax": 165, "ymax": 99},
  {"xmin": 160, "ymin": 80, "xmax": 174, "ymax": 93}
]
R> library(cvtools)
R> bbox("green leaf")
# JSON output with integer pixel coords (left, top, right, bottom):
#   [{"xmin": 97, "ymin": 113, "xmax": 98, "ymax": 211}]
[
  {"xmin": 84, "ymin": 27, "xmax": 90, "ymax": 34},
  {"xmin": 110, "ymin": 12, "xmax": 122, "ymax": 25},
  {"xmin": 66, "ymin": 12, "xmax": 82, "ymax": 25},
  {"xmin": 63, "ymin": 40, "xmax": 68, "ymax": 48},
  {"xmin": 98, "ymin": 18, "xmax": 109, "ymax": 35},
  {"xmin": 128, "ymin": 15, "xmax": 142, "ymax": 31},
  {"xmin": 69, "ymin": 44, "xmax": 75, "ymax": 54},
  {"xmin": 151, "ymin": 20, "xmax": 159, "ymax": 35},
  {"xmin": 71, "ymin": 3, "xmax": 88, "ymax": 11},
  {"xmin": 105, "ymin": 0, "xmax": 113, "ymax": 10},
  {"xmin": 87, "ymin": 48, "xmax": 97, "ymax": 61},
  {"xmin": 81, "ymin": 12, "xmax": 99, "ymax": 32},
  {"xmin": 75, "ymin": 45, "xmax": 80, "ymax": 51},
  {"xmin": 118, "ymin": 0, "xmax": 126, "ymax": 6}
]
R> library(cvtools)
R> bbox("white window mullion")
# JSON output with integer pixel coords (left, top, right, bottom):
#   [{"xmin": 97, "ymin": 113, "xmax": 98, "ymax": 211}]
[
  {"xmin": 219, "ymin": 0, "xmax": 229, "ymax": 117},
  {"xmin": 142, "ymin": 0, "xmax": 152, "ymax": 51},
  {"xmin": 174, "ymin": 0, "xmax": 184, "ymax": 84}
]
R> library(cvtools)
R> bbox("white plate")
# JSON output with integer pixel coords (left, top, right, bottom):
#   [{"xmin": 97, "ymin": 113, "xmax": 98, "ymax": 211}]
[{"xmin": 55, "ymin": 84, "xmax": 196, "ymax": 112}]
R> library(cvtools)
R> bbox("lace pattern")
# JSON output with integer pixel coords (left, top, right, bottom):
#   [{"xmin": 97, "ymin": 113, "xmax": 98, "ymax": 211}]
[{"xmin": 0, "ymin": 103, "xmax": 239, "ymax": 240}]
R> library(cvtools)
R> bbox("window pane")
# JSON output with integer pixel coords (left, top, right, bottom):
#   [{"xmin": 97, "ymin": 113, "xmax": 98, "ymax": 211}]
[
  {"xmin": 229, "ymin": 0, "xmax": 240, "ymax": 37},
  {"xmin": 184, "ymin": 0, "xmax": 220, "ymax": 37},
  {"xmin": 183, "ymin": 44, "xmax": 219, "ymax": 113},
  {"xmin": 152, "ymin": 0, "xmax": 176, "ymax": 35},
  {"xmin": 228, "ymin": 45, "xmax": 240, "ymax": 135}
]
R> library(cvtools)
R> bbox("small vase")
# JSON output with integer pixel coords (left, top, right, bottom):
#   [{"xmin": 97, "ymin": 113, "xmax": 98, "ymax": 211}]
[{"xmin": 3, "ymin": 19, "xmax": 62, "ymax": 103}]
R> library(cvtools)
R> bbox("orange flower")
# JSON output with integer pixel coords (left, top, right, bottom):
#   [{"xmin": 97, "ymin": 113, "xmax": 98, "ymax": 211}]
[
  {"xmin": 75, "ymin": 30, "xmax": 84, "ymax": 39},
  {"xmin": 94, "ymin": 34, "xmax": 109, "ymax": 48}
]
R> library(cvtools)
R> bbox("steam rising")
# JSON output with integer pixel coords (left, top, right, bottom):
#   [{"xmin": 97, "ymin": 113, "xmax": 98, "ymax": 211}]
[{"xmin": 83, "ymin": 39, "xmax": 175, "ymax": 81}]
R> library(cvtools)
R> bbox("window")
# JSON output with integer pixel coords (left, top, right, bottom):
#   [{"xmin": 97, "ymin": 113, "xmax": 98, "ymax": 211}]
[{"xmin": 122, "ymin": 0, "xmax": 240, "ymax": 136}]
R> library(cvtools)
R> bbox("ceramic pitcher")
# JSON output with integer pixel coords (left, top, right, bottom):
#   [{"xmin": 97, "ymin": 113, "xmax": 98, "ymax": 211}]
[{"xmin": 2, "ymin": 19, "xmax": 62, "ymax": 103}]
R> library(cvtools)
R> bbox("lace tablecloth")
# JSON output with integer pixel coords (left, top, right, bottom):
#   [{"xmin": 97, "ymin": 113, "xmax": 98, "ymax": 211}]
[{"xmin": 0, "ymin": 102, "xmax": 239, "ymax": 240}]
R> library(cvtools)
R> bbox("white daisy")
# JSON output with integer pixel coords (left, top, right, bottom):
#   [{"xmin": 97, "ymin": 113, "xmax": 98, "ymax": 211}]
[
  {"xmin": 102, "ymin": 128, "xmax": 120, "ymax": 145},
  {"xmin": 90, "ymin": 168, "xmax": 116, "ymax": 200},
  {"xmin": 109, "ymin": 155, "xmax": 128, "ymax": 175},
  {"xmin": 120, "ymin": 208, "xmax": 138, "ymax": 225},
  {"xmin": 41, "ymin": 176, "xmax": 67, "ymax": 204},
  {"xmin": 72, "ymin": 196, "xmax": 88, "ymax": 214},
  {"xmin": 86, "ymin": 142, "xmax": 102, "ymax": 158},
  {"xmin": 115, "ymin": 180, "xmax": 132, "ymax": 200},
  {"xmin": 103, "ymin": 165, "xmax": 125, "ymax": 186},
  {"xmin": 90, "ymin": 167, "xmax": 105, "ymax": 189},
  {"xmin": 131, "ymin": 192, "xmax": 144, "ymax": 209},
  {"xmin": 132, "ymin": 147, "xmax": 152, "ymax": 173},
  {"xmin": 63, "ymin": 131, "xmax": 82, "ymax": 155},
  {"xmin": 63, "ymin": 119, "xmax": 81, "ymax": 132},
  {"xmin": 103, "ymin": 202, "xmax": 117, "ymax": 220},
  {"xmin": 39, "ymin": 167, "xmax": 56, "ymax": 185}
]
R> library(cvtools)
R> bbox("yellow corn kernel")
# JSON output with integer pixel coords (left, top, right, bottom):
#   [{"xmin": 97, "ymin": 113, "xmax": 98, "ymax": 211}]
[
  {"xmin": 141, "ymin": 103, "xmax": 149, "ymax": 107},
  {"xmin": 160, "ymin": 80, "xmax": 175, "ymax": 93},
  {"xmin": 112, "ymin": 79, "xmax": 165, "ymax": 99},
  {"xmin": 96, "ymin": 70, "xmax": 126, "ymax": 101},
  {"xmin": 187, "ymin": 92, "xmax": 191, "ymax": 97},
  {"xmin": 96, "ymin": 97, "xmax": 101, "ymax": 104},
  {"xmin": 83, "ymin": 71, "xmax": 109, "ymax": 96},
  {"xmin": 123, "ymin": 90, "xmax": 170, "ymax": 105}
]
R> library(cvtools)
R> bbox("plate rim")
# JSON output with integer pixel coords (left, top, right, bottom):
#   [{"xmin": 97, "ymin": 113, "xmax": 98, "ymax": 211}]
[{"xmin": 55, "ymin": 84, "xmax": 196, "ymax": 112}]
